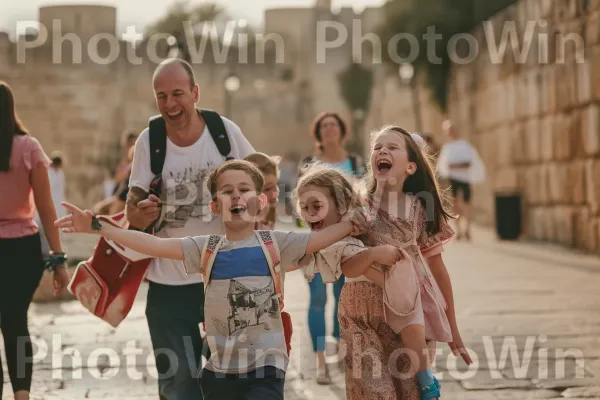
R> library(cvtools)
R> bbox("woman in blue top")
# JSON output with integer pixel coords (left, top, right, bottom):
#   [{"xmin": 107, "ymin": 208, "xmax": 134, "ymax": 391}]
[{"xmin": 298, "ymin": 111, "xmax": 365, "ymax": 384}]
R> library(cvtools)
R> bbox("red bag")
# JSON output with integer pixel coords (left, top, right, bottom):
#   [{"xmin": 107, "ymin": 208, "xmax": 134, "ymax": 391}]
[
  {"xmin": 67, "ymin": 212, "xmax": 153, "ymax": 327},
  {"xmin": 67, "ymin": 108, "xmax": 235, "ymax": 328}
]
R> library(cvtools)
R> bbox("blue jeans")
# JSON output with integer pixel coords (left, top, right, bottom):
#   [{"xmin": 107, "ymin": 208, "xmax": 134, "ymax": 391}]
[
  {"xmin": 199, "ymin": 366, "xmax": 285, "ymax": 400},
  {"xmin": 307, "ymin": 274, "xmax": 345, "ymax": 352},
  {"xmin": 145, "ymin": 281, "xmax": 208, "ymax": 400}
]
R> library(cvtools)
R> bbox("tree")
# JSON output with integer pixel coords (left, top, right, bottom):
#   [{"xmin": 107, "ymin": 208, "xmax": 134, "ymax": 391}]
[
  {"xmin": 337, "ymin": 61, "xmax": 374, "ymax": 153},
  {"xmin": 378, "ymin": 0, "xmax": 517, "ymax": 111},
  {"xmin": 145, "ymin": 1, "xmax": 228, "ymax": 62}
]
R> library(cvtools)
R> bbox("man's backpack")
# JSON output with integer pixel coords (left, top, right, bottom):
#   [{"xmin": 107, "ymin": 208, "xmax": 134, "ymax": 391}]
[
  {"xmin": 67, "ymin": 109, "xmax": 232, "ymax": 328},
  {"xmin": 190, "ymin": 231, "xmax": 293, "ymax": 356}
]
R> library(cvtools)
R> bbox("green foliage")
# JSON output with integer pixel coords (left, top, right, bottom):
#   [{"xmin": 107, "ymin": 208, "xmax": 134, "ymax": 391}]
[
  {"xmin": 337, "ymin": 61, "xmax": 375, "ymax": 153},
  {"xmin": 337, "ymin": 61, "xmax": 374, "ymax": 114},
  {"xmin": 378, "ymin": 0, "xmax": 517, "ymax": 111},
  {"xmin": 145, "ymin": 1, "xmax": 229, "ymax": 61},
  {"xmin": 146, "ymin": 1, "xmax": 227, "ymax": 38}
]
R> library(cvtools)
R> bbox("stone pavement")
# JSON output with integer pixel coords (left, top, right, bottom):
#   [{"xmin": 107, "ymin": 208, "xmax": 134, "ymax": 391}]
[{"xmin": 2, "ymin": 224, "xmax": 600, "ymax": 399}]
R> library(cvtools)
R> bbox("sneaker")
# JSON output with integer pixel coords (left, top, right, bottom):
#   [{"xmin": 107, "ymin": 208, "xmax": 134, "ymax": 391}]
[{"xmin": 420, "ymin": 376, "xmax": 441, "ymax": 400}]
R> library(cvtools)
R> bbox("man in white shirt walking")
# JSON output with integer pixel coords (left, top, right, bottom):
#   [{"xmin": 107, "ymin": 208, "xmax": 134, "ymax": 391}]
[
  {"xmin": 125, "ymin": 58, "xmax": 255, "ymax": 399},
  {"xmin": 437, "ymin": 120, "xmax": 486, "ymax": 241}
]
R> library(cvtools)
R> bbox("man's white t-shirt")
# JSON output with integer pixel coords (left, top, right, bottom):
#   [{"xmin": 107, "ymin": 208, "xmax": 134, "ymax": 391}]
[
  {"xmin": 437, "ymin": 139, "xmax": 486, "ymax": 184},
  {"xmin": 129, "ymin": 117, "xmax": 255, "ymax": 285}
]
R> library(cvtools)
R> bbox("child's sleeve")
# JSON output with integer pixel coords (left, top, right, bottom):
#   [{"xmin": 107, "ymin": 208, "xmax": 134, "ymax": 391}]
[
  {"xmin": 416, "ymin": 204, "xmax": 455, "ymax": 259},
  {"xmin": 23, "ymin": 137, "xmax": 51, "ymax": 172},
  {"xmin": 273, "ymin": 231, "xmax": 311, "ymax": 268},
  {"xmin": 308, "ymin": 238, "xmax": 368, "ymax": 283},
  {"xmin": 179, "ymin": 236, "xmax": 207, "ymax": 275}
]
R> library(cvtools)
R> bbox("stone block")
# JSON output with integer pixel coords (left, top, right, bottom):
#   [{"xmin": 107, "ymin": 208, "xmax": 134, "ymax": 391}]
[
  {"xmin": 569, "ymin": 160, "xmax": 586, "ymax": 204},
  {"xmin": 548, "ymin": 163, "xmax": 569, "ymax": 204},
  {"xmin": 591, "ymin": 50, "xmax": 600, "ymax": 102},
  {"xmin": 576, "ymin": 59, "xmax": 592, "ymax": 105},
  {"xmin": 527, "ymin": 207, "xmax": 542, "ymax": 240},
  {"xmin": 586, "ymin": 11, "xmax": 600, "ymax": 47},
  {"xmin": 585, "ymin": 159, "xmax": 600, "ymax": 213},
  {"xmin": 531, "ymin": 207, "xmax": 556, "ymax": 241},
  {"xmin": 527, "ymin": 71, "xmax": 542, "ymax": 116},
  {"xmin": 495, "ymin": 127, "xmax": 513, "ymax": 167},
  {"xmin": 525, "ymin": 118, "xmax": 541, "ymax": 163},
  {"xmin": 554, "ymin": 64, "xmax": 569, "ymax": 111},
  {"xmin": 581, "ymin": 103, "xmax": 600, "ymax": 156},
  {"xmin": 494, "ymin": 167, "xmax": 519, "ymax": 193},
  {"xmin": 540, "ymin": 115, "xmax": 554, "ymax": 161},
  {"xmin": 554, "ymin": 206, "xmax": 575, "ymax": 246},
  {"xmin": 511, "ymin": 122, "xmax": 526, "ymax": 164},
  {"xmin": 554, "ymin": 112, "xmax": 580, "ymax": 160},
  {"xmin": 539, "ymin": 164, "xmax": 551, "ymax": 205}
]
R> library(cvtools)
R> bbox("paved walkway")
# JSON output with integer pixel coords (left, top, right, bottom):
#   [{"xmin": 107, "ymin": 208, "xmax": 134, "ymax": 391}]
[{"xmin": 2, "ymin": 224, "xmax": 600, "ymax": 399}]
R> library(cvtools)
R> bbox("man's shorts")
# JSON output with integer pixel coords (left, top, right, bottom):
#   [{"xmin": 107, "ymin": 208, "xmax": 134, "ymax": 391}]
[{"xmin": 449, "ymin": 179, "xmax": 471, "ymax": 202}]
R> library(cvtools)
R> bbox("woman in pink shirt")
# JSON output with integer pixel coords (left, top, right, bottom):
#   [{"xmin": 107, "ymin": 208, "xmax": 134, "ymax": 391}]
[{"xmin": 0, "ymin": 81, "xmax": 70, "ymax": 400}]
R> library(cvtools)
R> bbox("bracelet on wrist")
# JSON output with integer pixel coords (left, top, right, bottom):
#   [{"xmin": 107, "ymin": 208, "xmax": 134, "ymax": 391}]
[
  {"xmin": 91, "ymin": 215, "xmax": 103, "ymax": 232},
  {"xmin": 44, "ymin": 252, "xmax": 68, "ymax": 272}
]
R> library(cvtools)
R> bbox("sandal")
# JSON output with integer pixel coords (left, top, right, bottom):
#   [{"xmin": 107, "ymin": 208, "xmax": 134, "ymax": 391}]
[{"xmin": 316, "ymin": 367, "xmax": 332, "ymax": 385}]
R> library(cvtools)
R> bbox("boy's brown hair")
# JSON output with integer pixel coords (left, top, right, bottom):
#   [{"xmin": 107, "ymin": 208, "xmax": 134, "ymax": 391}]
[
  {"xmin": 207, "ymin": 160, "xmax": 264, "ymax": 199},
  {"xmin": 244, "ymin": 152, "xmax": 280, "ymax": 178}
]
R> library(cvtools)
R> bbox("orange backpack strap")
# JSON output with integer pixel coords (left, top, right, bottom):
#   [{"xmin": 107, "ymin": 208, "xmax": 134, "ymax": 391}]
[
  {"xmin": 255, "ymin": 231, "xmax": 284, "ymax": 309},
  {"xmin": 200, "ymin": 235, "xmax": 225, "ymax": 292}
]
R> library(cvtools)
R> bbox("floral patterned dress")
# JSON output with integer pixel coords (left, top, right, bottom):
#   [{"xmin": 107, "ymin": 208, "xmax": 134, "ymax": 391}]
[{"xmin": 339, "ymin": 195, "xmax": 454, "ymax": 400}]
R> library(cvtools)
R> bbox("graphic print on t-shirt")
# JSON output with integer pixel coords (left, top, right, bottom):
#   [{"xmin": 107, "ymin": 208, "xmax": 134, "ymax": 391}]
[
  {"xmin": 157, "ymin": 162, "xmax": 215, "ymax": 230},
  {"xmin": 226, "ymin": 279, "xmax": 279, "ymax": 336}
]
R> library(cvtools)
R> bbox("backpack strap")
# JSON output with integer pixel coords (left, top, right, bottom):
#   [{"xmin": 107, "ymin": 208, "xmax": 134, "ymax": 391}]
[
  {"xmin": 148, "ymin": 115, "xmax": 168, "ymax": 176},
  {"xmin": 200, "ymin": 109, "xmax": 233, "ymax": 160},
  {"xmin": 147, "ymin": 108, "xmax": 233, "ymax": 177},
  {"xmin": 200, "ymin": 234, "xmax": 226, "ymax": 292},
  {"xmin": 255, "ymin": 231, "xmax": 284, "ymax": 310}
]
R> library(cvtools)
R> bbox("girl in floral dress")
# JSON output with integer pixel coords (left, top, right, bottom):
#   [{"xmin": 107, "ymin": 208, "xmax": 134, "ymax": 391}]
[{"xmin": 338, "ymin": 126, "xmax": 472, "ymax": 399}]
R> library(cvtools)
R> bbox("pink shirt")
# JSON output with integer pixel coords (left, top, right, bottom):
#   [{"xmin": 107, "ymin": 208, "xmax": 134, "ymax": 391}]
[{"xmin": 0, "ymin": 135, "xmax": 51, "ymax": 238}]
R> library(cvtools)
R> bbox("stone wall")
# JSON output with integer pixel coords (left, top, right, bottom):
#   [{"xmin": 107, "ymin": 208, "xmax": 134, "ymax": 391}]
[
  {"xmin": 0, "ymin": 5, "xmax": 319, "ymax": 208},
  {"xmin": 365, "ymin": 0, "xmax": 600, "ymax": 254},
  {"xmin": 447, "ymin": 0, "xmax": 600, "ymax": 254}
]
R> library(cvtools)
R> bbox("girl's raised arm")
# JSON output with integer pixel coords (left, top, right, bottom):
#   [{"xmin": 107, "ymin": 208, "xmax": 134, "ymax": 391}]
[{"xmin": 55, "ymin": 202, "xmax": 184, "ymax": 261}]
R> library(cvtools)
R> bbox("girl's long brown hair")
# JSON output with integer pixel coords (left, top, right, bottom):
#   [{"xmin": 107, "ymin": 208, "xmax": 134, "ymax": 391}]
[
  {"xmin": 0, "ymin": 81, "xmax": 29, "ymax": 172},
  {"xmin": 365, "ymin": 125, "xmax": 454, "ymax": 235}
]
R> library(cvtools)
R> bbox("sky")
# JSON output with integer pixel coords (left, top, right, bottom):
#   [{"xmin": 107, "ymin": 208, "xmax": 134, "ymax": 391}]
[{"xmin": 1, "ymin": 0, "xmax": 385, "ymax": 37}]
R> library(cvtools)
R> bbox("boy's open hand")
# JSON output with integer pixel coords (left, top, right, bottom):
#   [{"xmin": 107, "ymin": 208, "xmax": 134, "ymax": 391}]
[
  {"xmin": 54, "ymin": 202, "xmax": 95, "ymax": 234},
  {"xmin": 372, "ymin": 245, "xmax": 403, "ymax": 266},
  {"xmin": 344, "ymin": 208, "xmax": 370, "ymax": 236}
]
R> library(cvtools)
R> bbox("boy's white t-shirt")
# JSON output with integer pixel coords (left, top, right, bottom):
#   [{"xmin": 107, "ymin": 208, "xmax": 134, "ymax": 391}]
[
  {"xmin": 180, "ymin": 231, "xmax": 311, "ymax": 374},
  {"xmin": 129, "ymin": 117, "xmax": 255, "ymax": 285}
]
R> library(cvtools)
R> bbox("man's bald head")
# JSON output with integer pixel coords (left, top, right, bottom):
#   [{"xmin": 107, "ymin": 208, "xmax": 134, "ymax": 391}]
[{"xmin": 152, "ymin": 58, "xmax": 196, "ymax": 89}]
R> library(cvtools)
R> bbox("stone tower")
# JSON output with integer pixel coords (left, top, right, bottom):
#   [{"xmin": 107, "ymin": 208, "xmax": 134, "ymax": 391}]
[{"xmin": 315, "ymin": 0, "xmax": 332, "ymax": 10}]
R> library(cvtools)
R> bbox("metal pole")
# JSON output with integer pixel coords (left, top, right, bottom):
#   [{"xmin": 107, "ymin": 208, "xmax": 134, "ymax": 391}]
[
  {"xmin": 412, "ymin": 78, "xmax": 423, "ymax": 132},
  {"xmin": 225, "ymin": 90, "xmax": 232, "ymax": 118}
]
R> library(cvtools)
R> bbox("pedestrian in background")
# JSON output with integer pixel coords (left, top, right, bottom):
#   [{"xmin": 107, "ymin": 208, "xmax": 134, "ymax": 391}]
[{"xmin": 0, "ymin": 81, "xmax": 70, "ymax": 400}]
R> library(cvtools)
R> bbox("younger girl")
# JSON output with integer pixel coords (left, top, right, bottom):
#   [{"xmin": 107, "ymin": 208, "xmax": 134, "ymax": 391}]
[{"xmin": 294, "ymin": 166, "xmax": 441, "ymax": 400}]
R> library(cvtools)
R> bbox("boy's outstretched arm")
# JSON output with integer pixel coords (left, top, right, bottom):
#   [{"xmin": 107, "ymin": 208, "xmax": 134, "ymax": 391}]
[
  {"xmin": 305, "ymin": 221, "xmax": 355, "ymax": 254},
  {"xmin": 55, "ymin": 202, "xmax": 184, "ymax": 261}
]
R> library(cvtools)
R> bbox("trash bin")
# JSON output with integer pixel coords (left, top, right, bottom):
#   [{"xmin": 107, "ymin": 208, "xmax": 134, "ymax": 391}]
[{"xmin": 495, "ymin": 192, "xmax": 521, "ymax": 240}]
